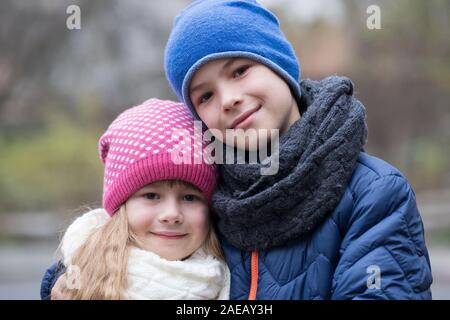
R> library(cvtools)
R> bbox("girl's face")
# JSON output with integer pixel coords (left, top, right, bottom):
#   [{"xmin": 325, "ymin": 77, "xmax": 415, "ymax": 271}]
[
  {"xmin": 189, "ymin": 58, "xmax": 300, "ymax": 150},
  {"xmin": 125, "ymin": 181, "xmax": 209, "ymax": 261}
]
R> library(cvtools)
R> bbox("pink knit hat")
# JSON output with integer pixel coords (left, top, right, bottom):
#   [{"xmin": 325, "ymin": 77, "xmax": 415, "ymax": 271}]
[{"xmin": 98, "ymin": 98, "xmax": 217, "ymax": 216}]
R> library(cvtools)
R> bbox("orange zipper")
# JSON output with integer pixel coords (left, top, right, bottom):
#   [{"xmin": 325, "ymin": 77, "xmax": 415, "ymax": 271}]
[{"xmin": 248, "ymin": 250, "xmax": 259, "ymax": 300}]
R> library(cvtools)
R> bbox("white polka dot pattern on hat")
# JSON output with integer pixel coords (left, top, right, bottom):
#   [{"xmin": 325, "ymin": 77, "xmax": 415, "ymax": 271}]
[{"xmin": 98, "ymin": 98, "xmax": 208, "ymax": 193}]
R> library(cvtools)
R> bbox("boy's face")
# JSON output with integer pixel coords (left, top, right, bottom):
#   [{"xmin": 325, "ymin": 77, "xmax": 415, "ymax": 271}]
[
  {"xmin": 189, "ymin": 58, "xmax": 300, "ymax": 150},
  {"xmin": 125, "ymin": 181, "xmax": 209, "ymax": 261}
]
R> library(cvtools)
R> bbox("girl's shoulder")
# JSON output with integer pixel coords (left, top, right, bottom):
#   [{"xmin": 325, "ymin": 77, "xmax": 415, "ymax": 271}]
[{"xmin": 61, "ymin": 208, "xmax": 109, "ymax": 265}]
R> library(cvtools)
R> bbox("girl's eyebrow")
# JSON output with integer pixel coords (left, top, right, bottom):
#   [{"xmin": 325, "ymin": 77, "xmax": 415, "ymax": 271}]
[
  {"xmin": 139, "ymin": 184, "xmax": 160, "ymax": 192},
  {"xmin": 180, "ymin": 185, "xmax": 205, "ymax": 197},
  {"xmin": 179, "ymin": 184, "xmax": 202, "ymax": 194},
  {"xmin": 190, "ymin": 58, "xmax": 238, "ymax": 95}
]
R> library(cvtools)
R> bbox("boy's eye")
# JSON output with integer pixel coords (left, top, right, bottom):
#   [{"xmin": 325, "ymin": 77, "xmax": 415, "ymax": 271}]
[
  {"xmin": 199, "ymin": 92, "xmax": 213, "ymax": 105},
  {"xmin": 232, "ymin": 65, "xmax": 250, "ymax": 78},
  {"xmin": 143, "ymin": 193, "xmax": 159, "ymax": 200}
]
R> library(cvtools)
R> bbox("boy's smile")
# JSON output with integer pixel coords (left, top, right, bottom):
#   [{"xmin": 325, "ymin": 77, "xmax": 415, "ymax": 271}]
[
  {"xmin": 229, "ymin": 104, "xmax": 262, "ymax": 130},
  {"xmin": 189, "ymin": 58, "xmax": 300, "ymax": 150}
]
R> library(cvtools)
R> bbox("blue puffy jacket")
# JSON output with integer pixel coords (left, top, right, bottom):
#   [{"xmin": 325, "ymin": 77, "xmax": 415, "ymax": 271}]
[{"xmin": 221, "ymin": 152, "xmax": 432, "ymax": 300}]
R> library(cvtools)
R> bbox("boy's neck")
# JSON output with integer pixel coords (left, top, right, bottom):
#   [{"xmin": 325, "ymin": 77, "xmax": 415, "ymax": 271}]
[{"xmin": 280, "ymin": 98, "xmax": 301, "ymax": 135}]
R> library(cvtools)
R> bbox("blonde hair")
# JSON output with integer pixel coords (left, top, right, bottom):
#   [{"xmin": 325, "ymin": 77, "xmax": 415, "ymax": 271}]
[{"xmin": 62, "ymin": 181, "xmax": 223, "ymax": 300}]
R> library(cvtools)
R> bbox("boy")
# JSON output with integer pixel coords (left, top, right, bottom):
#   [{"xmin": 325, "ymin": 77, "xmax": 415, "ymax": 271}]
[{"xmin": 164, "ymin": 0, "xmax": 432, "ymax": 299}]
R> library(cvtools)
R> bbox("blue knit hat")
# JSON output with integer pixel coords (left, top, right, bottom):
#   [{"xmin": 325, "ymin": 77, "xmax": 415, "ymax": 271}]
[{"xmin": 164, "ymin": 0, "xmax": 301, "ymax": 118}]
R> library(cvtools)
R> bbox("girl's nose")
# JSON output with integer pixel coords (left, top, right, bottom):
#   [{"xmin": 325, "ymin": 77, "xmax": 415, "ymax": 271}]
[{"xmin": 158, "ymin": 200, "xmax": 184, "ymax": 224}]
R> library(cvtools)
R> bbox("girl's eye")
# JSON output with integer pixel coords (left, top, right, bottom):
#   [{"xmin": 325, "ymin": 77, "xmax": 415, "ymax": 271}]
[
  {"xmin": 144, "ymin": 193, "xmax": 159, "ymax": 200},
  {"xmin": 183, "ymin": 194, "xmax": 198, "ymax": 202},
  {"xmin": 232, "ymin": 65, "xmax": 250, "ymax": 78},
  {"xmin": 199, "ymin": 92, "xmax": 213, "ymax": 105}
]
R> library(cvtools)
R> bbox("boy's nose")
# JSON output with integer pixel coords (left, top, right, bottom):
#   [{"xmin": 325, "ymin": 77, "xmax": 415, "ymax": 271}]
[{"xmin": 220, "ymin": 86, "xmax": 243, "ymax": 112}]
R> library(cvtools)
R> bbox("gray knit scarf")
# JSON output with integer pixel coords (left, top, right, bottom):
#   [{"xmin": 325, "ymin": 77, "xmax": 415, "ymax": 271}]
[{"xmin": 212, "ymin": 76, "xmax": 368, "ymax": 251}]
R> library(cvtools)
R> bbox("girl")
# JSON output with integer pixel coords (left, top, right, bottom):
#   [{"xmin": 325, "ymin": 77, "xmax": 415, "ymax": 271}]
[{"xmin": 40, "ymin": 98, "xmax": 230, "ymax": 300}]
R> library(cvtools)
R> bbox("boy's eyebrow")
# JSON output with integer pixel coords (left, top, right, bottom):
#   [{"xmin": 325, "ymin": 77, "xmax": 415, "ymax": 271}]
[
  {"xmin": 190, "ymin": 58, "xmax": 237, "ymax": 94},
  {"xmin": 221, "ymin": 58, "xmax": 238, "ymax": 73}
]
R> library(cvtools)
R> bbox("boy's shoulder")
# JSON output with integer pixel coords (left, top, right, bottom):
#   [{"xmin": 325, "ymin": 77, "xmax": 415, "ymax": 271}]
[
  {"xmin": 333, "ymin": 152, "xmax": 422, "ymax": 250},
  {"xmin": 354, "ymin": 152, "xmax": 403, "ymax": 179},
  {"xmin": 349, "ymin": 152, "xmax": 408, "ymax": 193}
]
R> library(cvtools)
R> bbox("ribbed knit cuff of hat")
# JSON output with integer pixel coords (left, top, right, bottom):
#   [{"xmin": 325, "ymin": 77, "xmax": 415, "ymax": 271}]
[
  {"xmin": 103, "ymin": 153, "xmax": 217, "ymax": 216},
  {"xmin": 181, "ymin": 51, "xmax": 302, "ymax": 120}
]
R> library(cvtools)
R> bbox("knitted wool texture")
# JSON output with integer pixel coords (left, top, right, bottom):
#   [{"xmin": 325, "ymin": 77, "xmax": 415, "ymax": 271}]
[
  {"xmin": 99, "ymin": 98, "xmax": 217, "ymax": 215},
  {"xmin": 164, "ymin": 0, "xmax": 302, "ymax": 118}
]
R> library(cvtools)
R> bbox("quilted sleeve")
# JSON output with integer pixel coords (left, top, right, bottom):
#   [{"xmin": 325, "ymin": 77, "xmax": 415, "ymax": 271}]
[
  {"xmin": 331, "ymin": 174, "xmax": 432, "ymax": 299},
  {"xmin": 40, "ymin": 261, "xmax": 66, "ymax": 300}
]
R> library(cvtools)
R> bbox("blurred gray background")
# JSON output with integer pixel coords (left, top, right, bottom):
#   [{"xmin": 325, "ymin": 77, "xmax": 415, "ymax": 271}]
[{"xmin": 0, "ymin": 0, "xmax": 449, "ymax": 299}]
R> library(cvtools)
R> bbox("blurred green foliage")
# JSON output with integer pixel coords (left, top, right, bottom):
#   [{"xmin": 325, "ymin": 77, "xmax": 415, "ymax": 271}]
[
  {"xmin": 391, "ymin": 138, "xmax": 450, "ymax": 191},
  {"xmin": 0, "ymin": 112, "xmax": 103, "ymax": 213},
  {"xmin": 426, "ymin": 228, "xmax": 450, "ymax": 247},
  {"xmin": 1, "ymin": 0, "xmax": 449, "ymax": 214}
]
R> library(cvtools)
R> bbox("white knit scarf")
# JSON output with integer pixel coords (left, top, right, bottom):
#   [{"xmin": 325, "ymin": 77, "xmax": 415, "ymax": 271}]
[{"xmin": 61, "ymin": 208, "xmax": 230, "ymax": 300}]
